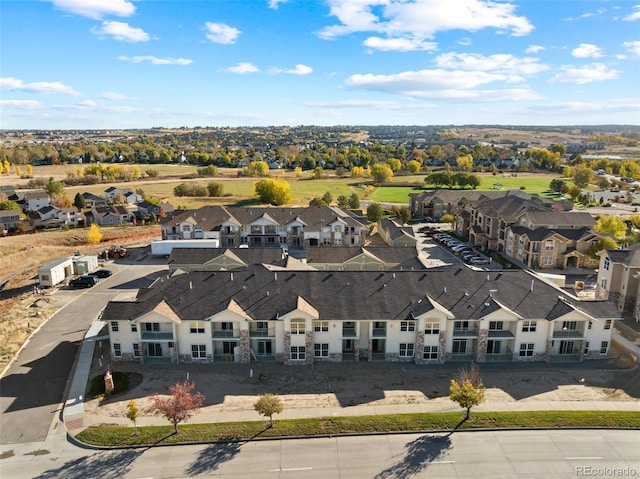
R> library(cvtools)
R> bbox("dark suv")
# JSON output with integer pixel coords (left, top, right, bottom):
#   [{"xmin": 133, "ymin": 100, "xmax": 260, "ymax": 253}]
[{"xmin": 69, "ymin": 275, "xmax": 98, "ymax": 288}]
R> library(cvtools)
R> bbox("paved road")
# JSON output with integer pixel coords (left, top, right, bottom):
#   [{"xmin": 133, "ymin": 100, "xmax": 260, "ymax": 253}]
[
  {"xmin": 1, "ymin": 429, "xmax": 638, "ymax": 479},
  {"xmin": 0, "ymin": 260, "xmax": 167, "ymax": 445}
]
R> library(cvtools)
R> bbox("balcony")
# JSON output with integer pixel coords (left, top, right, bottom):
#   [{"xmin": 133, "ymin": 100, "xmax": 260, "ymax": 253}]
[
  {"xmin": 212, "ymin": 330, "xmax": 238, "ymax": 338},
  {"xmin": 140, "ymin": 331, "xmax": 174, "ymax": 341},
  {"xmin": 452, "ymin": 327, "xmax": 478, "ymax": 338},
  {"xmin": 372, "ymin": 327, "xmax": 387, "ymax": 337},
  {"xmin": 552, "ymin": 330, "xmax": 585, "ymax": 339},
  {"xmin": 488, "ymin": 329, "xmax": 515, "ymax": 339},
  {"xmin": 249, "ymin": 328, "xmax": 275, "ymax": 338},
  {"xmin": 342, "ymin": 326, "xmax": 357, "ymax": 337}
]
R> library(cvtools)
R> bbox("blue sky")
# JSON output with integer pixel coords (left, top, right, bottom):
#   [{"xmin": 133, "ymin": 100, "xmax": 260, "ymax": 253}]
[{"xmin": 1, "ymin": 0, "xmax": 639, "ymax": 129}]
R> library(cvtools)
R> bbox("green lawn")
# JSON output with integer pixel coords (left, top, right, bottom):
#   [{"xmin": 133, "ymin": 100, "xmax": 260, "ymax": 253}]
[
  {"xmin": 371, "ymin": 173, "xmax": 575, "ymax": 204},
  {"xmin": 75, "ymin": 410, "xmax": 640, "ymax": 447}
]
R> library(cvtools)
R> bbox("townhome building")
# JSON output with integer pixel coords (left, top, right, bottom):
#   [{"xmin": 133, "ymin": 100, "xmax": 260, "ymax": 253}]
[
  {"xmin": 103, "ymin": 265, "xmax": 618, "ymax": 366},
  {"xmin": 595, "ymin": 244, "xmax": 640, "ymax": 320},
  {"xmin": 23, "ymin": 191, "xmax": 50, "ymax": 212},
  {"xmin": 377, "ymin": 218, "xmax": 418, "ymax": 248},
  {"xmin": 159, "ymin": 206, "xmax": 367, "ymax": 250}
]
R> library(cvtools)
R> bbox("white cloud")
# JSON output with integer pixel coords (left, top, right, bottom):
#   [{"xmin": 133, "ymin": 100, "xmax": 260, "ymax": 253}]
[
  {"xmin": 363, "ymin": 36, "xmax": 437, "ymax": 52},
  {"xmin": 91, "ymin": 21, "xmax": 150, "ymax": 42},
  {"xmin": 435, "ymin": 52, "xmax": 550, "ymax": 76},
  {"xmin": 48, "ymin": 0, "xmax": 135, "ymax": 19},
  {"xmin": 526, "ymin": 45, "xmax": 545, "ymax": 54},
  {"xmin": 457, "ymin": 37, "xmax": 472, "ymax": 46},
  {"xmin": 117, "ymin": 56, "xmax": 192, "ymax": 65},
  {"xmin": 204, "ymin": 22, "xmax": 241, "ymax": 44},
  {"xmin": 572, "ymin": 43, "xmax": 604, "ymax": 58},
  {"xmin": 271, "ymin": 64, "xmax": 313, "ymax": 75},
  {"xmin": 566, "ymin": 8, "xmax": 606, "ymax": 21},
  {"xmin": 318, "ymin": 0, "xmax": 534, "ymax": 46},
  {"xmin": 347, "ymin": 69, "xmax": 511, "ymax": 92},
  {"xmin": 0, "ymin": 99, "xmax": 44, "ymax": 110},
  {"xmin": 268, "ymin": 0, "xmax": 287, "ymax": 9},
  {"xmin": 101, "ymin": 91, "xmax": 128, "ymax": 101},
  {"xmin": 549, "ymin": 63, "xmax": 620, "ymax": 84},
  {"xmin": 0, "ymin": 77, "xmax": 81, "ymax": 95},
  {"xmin": 224, "ymin": 62, "xmax": 260, "ymax": 74},
  {"xmin": 623, "ymin": 40, "xmax": 640, "ymax": 56},
  {"xmin": 623, "ymin": 5, "xmax": 640, "ymax": 21}
]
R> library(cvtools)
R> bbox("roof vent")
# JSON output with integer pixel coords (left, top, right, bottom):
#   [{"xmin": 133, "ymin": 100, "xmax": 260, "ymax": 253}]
[{"xmin": 485, "ymin": 302, "xmax": 491, "ymax": 307}]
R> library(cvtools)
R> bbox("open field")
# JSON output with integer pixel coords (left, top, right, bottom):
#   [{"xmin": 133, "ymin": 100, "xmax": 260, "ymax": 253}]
[{"xmin": 372, "ymin": 173, "xmax": 575, "ymax": 203}]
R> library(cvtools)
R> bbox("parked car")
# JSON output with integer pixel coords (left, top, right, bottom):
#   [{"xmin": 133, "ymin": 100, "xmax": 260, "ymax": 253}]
[
  {"xmin": 91, "ymin": 269, "xmax": 112, "ymax": 278},
  {"xmin": 470, "ymin": 256, "xmax": 491, "ymax": 265},
  {"xmin": 69, "ymin": 275, "xmax": 99, "ymax": 288}
]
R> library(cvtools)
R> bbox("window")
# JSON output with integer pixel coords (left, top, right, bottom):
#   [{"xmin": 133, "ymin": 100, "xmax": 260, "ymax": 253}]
[
  {"xmin": 291, "ymin": 319, "xmax": 305, "ymax": 334},
  {"xmin": 265, "ymin": 225, "xmax": 277, "ymax": 234},
  {"xmin": 313, "ymin": 321, "xmax": 329, "ymax": 332},
  {"xmin": 543, "ymin": 256, "xmax": 553, "ymax": 265},
  {"xmin": 133, "ymin": 343, "xmax": 140, "ymax": 357},
  {"xmin": 222, "ymin": 341, "xmax": 236, "ymax": 355},
  {"xmin": 601, "ymin": 278, "xmax": 607, "ymax": 289},
  {"xmin": 454, "ymin": 321, "xmax": 469, "ymax": 331},
  {"xmin": 452, "ymin": 340, "xmax": 467, "ymax": 354},
  {"xmin": 603, "ymin": 257, "xmax": 610, "ymax": 270},
  {"xmin": 604, "ymin": 319, "xmax": 612, "ymax": 330},
  {"xmin": 399, "ymin": 343, "xmax": 414, "ymax": 357},
  {"xmin": 257, "ymin": 341, "xmax": 272, "ymax": 355},
  {"xmin": 290, "ymin": 346, "xmax": 306, "ymax": 360},
  {"xmin": 522, "ymin": 321, "xmax": 537, "ymax": 332},
  {"xmin": 314, "ymin": 343, "xmax": 329, "ymax": 358},
  {"xmin": 545, "ymin": 240, "xmax": 554, "ymax": 250},
  {"xmin": 588, "ymin": 321, "xmax": 592, "ymax": 330},
  {"xmin": 600, "ymin": 341, "xmax": 609, "ymax": 354},
  {"xmin": 400, "ymin": 321, "xmax": 416, "ymax": 332},
  {"xmin": 519, "ymin": 343, "xmax": 534, "ymax": 357},
  {"xmin": 251, "ymin": 225, "xmax": 262, "ymax": 234},
  {"xmin": 147, "ymin": 343, "xmax": 162, "ymax": 356},
  {"xmin": 562, "ymin": 321, "xmax": 577, "ymax": 331},
  {"xmin": 131, "ymin": 323, "xmax": 137, "ymax": 333},
  {"xmin": 583, "ymin": 341, "xmax": 590, "ymax": 355},
  {"xmin": 423, "ymin": 346, "xmax": 438, "ymax": 360},
  {"xmin": 191, "ymin": 344, "xmax": 207, "ymax": 359},
  {"xmin": 190, "ymin": 321, "xmax": 205, "ymax": 334},
  {"xmin": 424, "ymin": 322, "xmax": 440, "ymax": 334},
  {"xmin": 113, "ymin": 343, "xmax": 121, "ymax": 357},
  {"xmin": 487, "ymin": 340, "xmax": 501, "ymax": 354},
  {"xmin": 489, "ymin": 321, "xmax": 503, "ymax": 331},
  {"xmin": 145, "ymin": 323, "xmax": 160, "ymax": 332},
  {"xmin": 110, "ymin": 321, "xmax": 119, "ymax": 332}
]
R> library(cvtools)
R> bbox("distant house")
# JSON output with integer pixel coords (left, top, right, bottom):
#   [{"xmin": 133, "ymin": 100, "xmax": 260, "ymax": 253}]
[
  {"xmin": 91, "ymin": 205, "xmax": 133, "ymax": 226},
  {"xmin": 0, "ymin": 209, "xmax": 21, "ymax": 232},
  {"xmin": 137, "ymin": 201, "xmax": 174, "ymax": 218},
  {"xmin": 81, "ymin": 192, "xmax": 107, "ymax": 208},
  {"xmin": 104, "ymin": 187, "xmax": 120, "ymax": 203},
  {"xmin": 123, "ymin": 191, "xmax": 143, "ymax": 205},
  {"xmin": 23, "ymin": 192, "xmax": 50, "ymax": 212},
  {"xmin": 28, "ymin": 205, "xmax": 64, "ymax": 229}
]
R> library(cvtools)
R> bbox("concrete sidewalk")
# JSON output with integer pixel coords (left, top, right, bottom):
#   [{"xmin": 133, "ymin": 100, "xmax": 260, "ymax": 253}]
[{"xmin": 63, "ymin": 324, "xmax": 640, "ymax": 435}]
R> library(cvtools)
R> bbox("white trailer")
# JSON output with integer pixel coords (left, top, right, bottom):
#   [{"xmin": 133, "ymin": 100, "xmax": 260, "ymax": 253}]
[
  {"xmin": 150, "ymin": 239, "xmax": 220, "ymax": 256},
  {"xmin": 38, "ymin": 257, "xmax": 74, "ymax": 288}
]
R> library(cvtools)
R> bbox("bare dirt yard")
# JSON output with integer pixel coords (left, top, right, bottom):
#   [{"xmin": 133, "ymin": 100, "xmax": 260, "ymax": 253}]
[
  {"xmin": 0, "ymin": 226, "xmax": 160, "ymax": 371},
  {"xmin": 84, "ymin": 339, "xmax": 640, "ymax": 425}
]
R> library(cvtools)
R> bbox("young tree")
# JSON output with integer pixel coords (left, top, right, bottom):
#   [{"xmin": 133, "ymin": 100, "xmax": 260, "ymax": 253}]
[
  {"xmin": 371, "ymin": 163, "xmax": 393, "ymax": 184},
  {"xmin": 336, "ymin": 194, "xmax": 349, "ymax": 208},
  {"xmin": 149, "ymin": 381, "xmax": 205, "ymax": 434},
  {"xmin": 587, "ymin": 237, "xmax": 618, "ymax": 258},
  {"xmin": 366, "ymin": 202, "xmax": 384, "ymax": 222},
  {"xmin": 207, "ymin": 181, "xmax": 224, "ymax": 197},
  {"xmin": 321, "ymin": 191, "xmax": 333, "ymax": 205},
  {"xmin": 396, "ymin": 206, "xmax": 411, "ymax": 225},
  {"xmin": 87, "ymin": 223, "xmax": 103, "ymax": 244},
  {"xmin": 348, "ymin": 193, "xmax": 360, "ymax": 209},
  {"xmin": 73, "ymin": 192, "xmax": 86, "ymax": 210},
  {"xmin": 441, "ymin": 213, "xmax": 454, "ymax": 225},
  {"xmin": 126, "ymin": 400, "xmax": 139, "ymax": 431},
  {"xmin": 449, "ymin": 363, "xmax": 486, "ymax": 419},
  {"xmin": 254, "ymin": 393, "xmax": 283, "ymax": 428}
]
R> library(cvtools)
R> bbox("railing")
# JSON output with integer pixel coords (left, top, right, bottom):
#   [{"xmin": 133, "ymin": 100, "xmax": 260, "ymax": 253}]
[
  {"xmin": 250, "ymin": 328, "xmax": 275, "ymax": 337},
  {"xmin": 212, "ymin": 330, "xmax": 238, "ymax": 338},
  {"xmin": 371, "ymin": 352, "xmax": 386, "ymax": 361},
  {"xmin": 140, "ymin": 331, "xmax": 173, "ymax": 341},
  {"xmin": 372, "ymin": 328, "xmax": 386, "ymax": 337},
  {"xmin": 552, "ymin": 330, "xmax": 584, "ymax": 339},
  {"xmin": 213, "ymin": 354, "xmax": 236, "ymax": 362},
  {"xmin": 342, "ymin": 327, "xmax": 357, "ymax": 337},
  {"xmin": 452, "ymin": 328, "xmax": 478, "ymax": 338}
]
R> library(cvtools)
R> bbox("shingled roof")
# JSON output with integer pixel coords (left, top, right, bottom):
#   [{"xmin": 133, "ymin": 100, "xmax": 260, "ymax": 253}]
[{"xmin": 102, "ymin": 265, "xmax": 620, "ymax": 324}]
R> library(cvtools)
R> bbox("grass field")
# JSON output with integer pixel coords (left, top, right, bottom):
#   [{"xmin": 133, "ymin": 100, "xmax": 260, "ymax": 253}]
[
  {"xmin": 372, "ymin": 173, "xmax": 574, "ymax": 203},
  {"xmin": 75, "ymin": 410, "xmax": 640, "ymax": 446}
]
